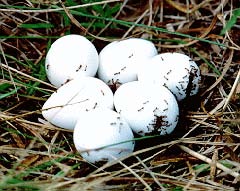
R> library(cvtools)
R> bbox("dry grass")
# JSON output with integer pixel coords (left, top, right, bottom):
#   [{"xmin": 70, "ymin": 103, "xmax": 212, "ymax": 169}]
[{"xmin": 0, "ymin": 0, "xmax": 240, "ymax": 190}]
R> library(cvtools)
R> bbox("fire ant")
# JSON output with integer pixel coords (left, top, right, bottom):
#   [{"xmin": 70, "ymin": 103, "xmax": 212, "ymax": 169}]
[
  {"xmin": 148, "ymin": 115, "xmax": 169, "ymax": 135},
  {"xmin": 185, "ymin": 66, "xmax": 198, "ymax": 97},
  {"xmin": 108, "ymin": 79, "xmax": 121, "ymax": 93}
]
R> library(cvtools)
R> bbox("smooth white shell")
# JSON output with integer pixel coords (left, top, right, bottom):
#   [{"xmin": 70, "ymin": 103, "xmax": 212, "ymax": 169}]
[
  {"xmin": 73, "ymin": 108, "xmax": 135, "ymax": 163},
  {"xmin": 138, "ymin": 52, "xmax": 201, "ymax": 101},
  {"xmin": 42, "ymin": 76, "xmax": 113, "ymax": 130},
  {"xmin": 97, "ymin": 38, "xmax": 158, "ymax": 86},
  {"xmin": 114, "ymin": 81, "xmax": 179, "ymax": 136},
  {"xmin": 45, "ymin": 34, "xmax": 99, "ymax": 87}
]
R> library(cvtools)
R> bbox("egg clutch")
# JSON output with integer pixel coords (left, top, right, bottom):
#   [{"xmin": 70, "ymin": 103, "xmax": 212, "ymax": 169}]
[{"xmin": 42, "ymin": 34, "xmax": 201, "ymax": 163}]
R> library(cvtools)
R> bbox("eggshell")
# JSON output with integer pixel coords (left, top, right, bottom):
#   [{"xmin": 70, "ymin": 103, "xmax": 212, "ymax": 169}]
[
  {"xmin": 42, "ymin": 76, "xmax": 113, "ymax": 130},
  {"xmin": 45, "ymin": 34, "xmax": 99, "ymax": 87},
  {"xmin": 97, "ymin": 38, "xmax": 158, "ymax": 86},
  {"xmin": 138, "ymin": 52, "xmax": 201, "ymax": 101},
  {"xmin": 73, "ymin": 108, "xmax": 135, "ymax": 163},
  {"xmin": 114, "ymin": 81, "xmax": 179, "ymax": 136}
]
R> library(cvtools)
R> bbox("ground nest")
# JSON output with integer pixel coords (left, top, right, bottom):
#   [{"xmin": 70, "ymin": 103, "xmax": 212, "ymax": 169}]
[{"xmin": 0, "ymin": 0, "xmax": 239, "ymax": 190}]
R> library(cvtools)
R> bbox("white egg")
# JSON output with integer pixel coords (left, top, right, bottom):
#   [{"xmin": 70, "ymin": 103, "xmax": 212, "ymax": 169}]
[
  {"xmin": 42, "ymin": 76, "xmax": 113, "ymax": 130},
  {"xmin": 45, "ymin": 34, "xmax": 99, "ymax": 87},
  {"xmin": 73, "ymin": 108, "xmax": 135, "ymax": 163},
  {"xmin": 138, "ymin": 52, "xmax": 201, "ymax": 101},
  {"xmin": 114, "ymin": 81, "xmax": 179, "ymax": 136},
  {"xmin": 97, "ymin": 38, "xmax": 158, "ymax": 87}
]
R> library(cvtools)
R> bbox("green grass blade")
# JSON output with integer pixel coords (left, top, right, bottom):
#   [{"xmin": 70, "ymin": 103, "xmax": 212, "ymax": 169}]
[
  {"xmin": 220, "ymin": 8, "xmax": 240, "ymax": 35},
  {"xmin": 67, "ymin": 10, "xmax": 227, "ymax": 47},
  {"xmin": 19, "ymin": 23, "xmax": 54, "ymax": 29},
  {"xmin": 0, "ymin": 36, "xmax": 60, "ymax": 39},
  {"xmin": 0, "ymin": 85, "xmax": 21, "ymax": 100}
]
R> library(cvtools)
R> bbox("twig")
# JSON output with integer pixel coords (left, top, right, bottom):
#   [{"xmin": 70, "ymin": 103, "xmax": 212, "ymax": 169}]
[
  {"xmin": 178, "ymin": 144, "xmax": 240, "ymax": 179},
  {"xmin": 222, "ymin": 69, "xmax": 240, "ymax": 111},
  {"xmin": 97, "ymin": 0, "xmax": 129, "ymax": 37},
  {"xmin": 201, "ymin": 49, "xmax": 234, "ymax": 96},
  {"xmin": 164, "ymin": 0, "xmax": 213, "ymax": 14},
  {"xmin": 0, "ymin": 63, "xmax": 56, "ymax": 88},
  {"xmin": 0, "ymin": 43, "xmax": 19, "ymax": 101},
  {"xmin": 135, "ymin": 156, "xmax": 166, "ymax": 190},
  {"xmin": 116, "ymin": 159, "xmax": 152, "ymax": 190},
  {"xmin": 122, "ymin": 9, "xmax": 149, "ymax": 39},
  {"xmin": 182, "ymin": 98, "xmax": 226, "ymax": 138},
  {"xmin": 58, "ymin": 0, "xmax": 114, "ymax": 42},
  {"xmin": 156, "ymin": 15, "xmax": 218, "ymax": 48},
  {"xmin": 0, "ymin": 0, "xmax": 122, "ymax": 13}
]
